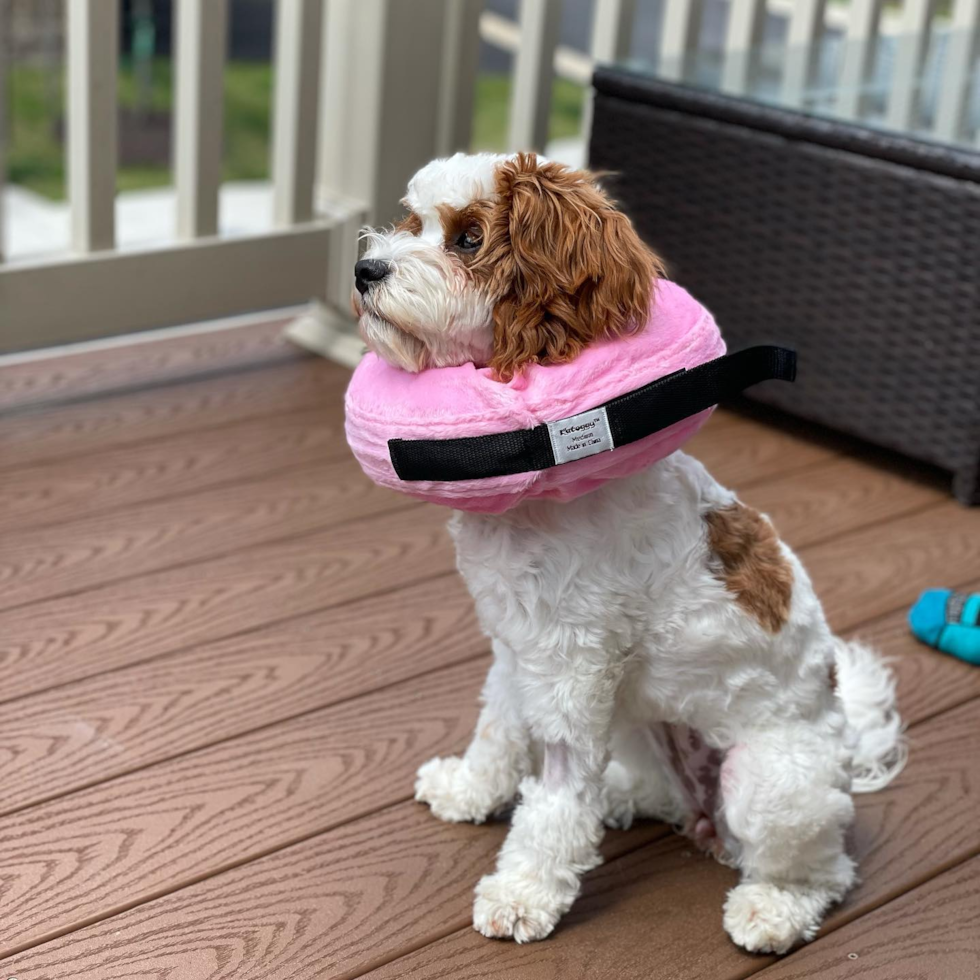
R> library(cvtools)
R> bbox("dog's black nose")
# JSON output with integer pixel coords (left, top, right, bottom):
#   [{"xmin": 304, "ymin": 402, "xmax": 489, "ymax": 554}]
[{"xmin": 354, "ymin": 258, "xmax": 391, "ymax": 294}]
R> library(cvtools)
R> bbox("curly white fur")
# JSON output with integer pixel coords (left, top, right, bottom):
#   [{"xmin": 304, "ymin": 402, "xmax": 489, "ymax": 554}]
[{"xmin": 364, "ymin": 153, "xmax": 906, "ymax": 954}]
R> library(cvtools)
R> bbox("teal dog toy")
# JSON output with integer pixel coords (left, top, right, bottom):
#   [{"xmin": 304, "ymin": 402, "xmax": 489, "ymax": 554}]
[{"xmin": 909, "ymin": 589, "xmax": 980, "ymax": 666}]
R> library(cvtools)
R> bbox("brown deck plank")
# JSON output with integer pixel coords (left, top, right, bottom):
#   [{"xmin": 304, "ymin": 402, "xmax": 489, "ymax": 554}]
[
  {"xmin": 0, "ymin": 433, "xmax": 967, "ymax": 816},
  {"xmin": 0, "ymin": 574, "xmax": 482, "ymax": 815},
  {"xmin": 738, "ymin": 455, "xmax": 944, "ymax": 548},
  {"xmin": 0, "ymin": 457, "xmax": 405, "ymax": 612},
  {"xmin": 0, "ymin": 319, "xmax": 305, "ymax": 412},
  {"xmin": 3, "ymin": 674, "xmax": 974, "ymax": 979},
  {"xmin": 0, "ymin": 429, "xmax": 913, "ymax": 613},
  {"xmin": 806, "ymin": 501, "xmax": 980, "ymax": 631},
  {"xmin": 0, "ymin": 406, "xmax": 348, "ymax": 533},
  {"xmin": 0, "ymin": 504, "xmax": 452, "ymax": 703},
  {"xmin": 4, "ymin": 556, "xmax": 973, "ymax": 828},
  {"xmin": 855, "ymin": 599, "xmax": 980, "ymax": 725},
  {"xmin": 0, "ymin": 334, "xmax": 974, "ymax": 980},
  {"xmin": 352, "ymin": 696, "xmax": 980, "ymax": 980},
  {"xmin": 687, "ymin": 413, "xmax": 836, "ymax": 488},
  {"xmin": 0, "ymin": 358, "xmax": 347, "ymax": 469},
  {"xmin": 0, "ymin": 803, "xmax": 665, "ymax": 979},
  {"xmin": 0, "ymin": 657, "xmax": 489, "ymax": 957},
  {"xmin": 750, "ymin": 856, "xmax": 980, "ymax": 980}
]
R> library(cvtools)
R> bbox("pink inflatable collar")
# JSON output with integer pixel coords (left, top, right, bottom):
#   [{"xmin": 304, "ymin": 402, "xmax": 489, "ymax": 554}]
[{"xmin": 345, "ymin": 282, "xmax": 792, "ymax": 513}]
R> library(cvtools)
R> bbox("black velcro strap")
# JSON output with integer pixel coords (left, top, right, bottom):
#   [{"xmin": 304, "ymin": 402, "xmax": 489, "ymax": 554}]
[{"xmin": 388, "ymin": 345, "xmax": 796, "ymax": 482}]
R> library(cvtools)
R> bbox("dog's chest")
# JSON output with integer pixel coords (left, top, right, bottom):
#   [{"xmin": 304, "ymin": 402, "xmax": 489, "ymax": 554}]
[{"xmin": 449, "ymin": 467, "xmax": 710, "ymax": 655}]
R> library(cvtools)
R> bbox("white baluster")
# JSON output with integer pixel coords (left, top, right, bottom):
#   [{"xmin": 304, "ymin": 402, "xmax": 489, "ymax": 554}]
[
  {"xmin": 509, "ymin": 0, "xmax": 563, "ymax": 151},
  {"xmin": 0, "ymin": 0, "xmax": 8, "ymax": 264},
  {"xmin": 781, "ymin": 0, "xmax": 826, "ymax": 107},
  {"xmin": 933, "ymin": 0, "xmax": 980, "ymax": 141},
  {"xmin": 837, "ymin": 0, "xmax": 883, "ymax": 120},
  {"xmin": 67, "ymin": 0, "xmax": 119, "ymax": 253},
  {"xmin": 722, "ymin": 0, "xmax": 766, "ymax": 96},
  {"xmin": 886, "ymin": 0, "xmax": 937, "ymax": 131},
  {"xmin": 174, "ymin": 0, "xmax": 228, "ymax": 240},
  {"xmin": 660, "ymin": 0, "xmax": 704, "ymax": 83},
  {"xmin": 437, "ymin": 0, "xmax": 485, "ymax": 157},
  {"xmin": 582, "ymin": 0, "xmax": 637, "ymax": 142},
  {"xmin": 272, "ymin": 0, "xmax": 324, "ymax": 228}
]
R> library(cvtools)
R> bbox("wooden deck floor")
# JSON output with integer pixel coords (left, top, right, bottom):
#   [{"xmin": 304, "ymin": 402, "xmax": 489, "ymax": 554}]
[{"xmin": 1, "ymin": 322, "xmax": 978, "ymax": 980}]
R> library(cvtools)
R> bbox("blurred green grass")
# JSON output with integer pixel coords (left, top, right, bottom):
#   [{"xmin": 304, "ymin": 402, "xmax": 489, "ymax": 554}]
[
  {"xmin": 7, "ymin": 61, "xmax": 584, "ymax": 201},
  {"xmin": 471, "ymin": 73, "xmax": 585, "ymax": 151}
]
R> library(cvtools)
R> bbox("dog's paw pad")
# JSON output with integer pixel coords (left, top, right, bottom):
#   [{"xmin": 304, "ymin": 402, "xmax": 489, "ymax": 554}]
[
  {"xmin": 473, "ymin": 873, "xmax": 561, "ymax": 943},
  {"xmin": 723, "ymin": 882, "xmax": 818, "ymax": 954}
]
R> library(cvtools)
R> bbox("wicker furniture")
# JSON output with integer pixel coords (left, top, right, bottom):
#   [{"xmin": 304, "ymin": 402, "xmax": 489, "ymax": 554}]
[{"xmin": 589, "ymin": 66, "xmax": 980, "ymax": 504}]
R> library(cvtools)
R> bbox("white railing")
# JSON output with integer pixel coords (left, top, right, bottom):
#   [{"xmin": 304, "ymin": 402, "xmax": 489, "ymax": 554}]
[
  {"xmin": 480, "ymin": 0, "xmax": 980, "ymax": 151},
  {"xmin": 1, "ymin": 0, "xmax": 977, "ymax": 357},
  {"xmin": 0, "ymin": 0, "xmax": 476, "ymax": 356}
]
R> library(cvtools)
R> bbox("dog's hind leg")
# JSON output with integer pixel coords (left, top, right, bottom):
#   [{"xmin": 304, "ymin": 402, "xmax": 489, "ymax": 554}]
[
  {"xmin": 720, "ymin": 722, "xmax": 856, "ymax": 954},
  {"xmin": 601, "ymin": 722, "xmax": 686, "ymax": 830},
  {"xmin": 415, "ymin": 639, "xmax": 531, "ymax": 823}
]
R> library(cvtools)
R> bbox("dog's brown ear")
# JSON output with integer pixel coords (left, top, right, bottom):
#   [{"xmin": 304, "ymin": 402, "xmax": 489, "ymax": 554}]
[{"xmin": 486, "ymin": 153, "xmax": 664, "ymax": 381}]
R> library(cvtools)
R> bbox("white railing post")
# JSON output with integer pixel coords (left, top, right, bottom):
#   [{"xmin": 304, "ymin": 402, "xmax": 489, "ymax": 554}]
[
  {"xmin": 0, "ymin": 0, "xmax": 7, "ymax": 265},
  {"xmin": 721, "ymin": 0, "xmax": 766, "ymax": 95},
  {"xmin": 437, "ymin": 0, "xmax": 485, "ymax": 157},
  {"xmin": 509, "ymin": 0, "xmax": 562, "ymax": 151},
  {"xmin": 581, "ymin": 0, "xmax": 636, "ymax": 142},
  {"xmin": 272, "ymin": 0, "xmax": 323, "ymax": 228},
  {"xmin": 174, "ymin": 0, "xmax": 228, "ymax": 240},
  {"xmin": 315, "ymin": 0, "xmax": 362, "ymax": 316},
  {"xmin": 886, "ymin": 0, "xmax": 937, "ymax": 131},
  {"xmin": 781, "ymin": 0, "xmax": 826, "ymax": 107},
  {"xmin": 659, "ymin": 0, "xmax": 704, "ymax": 82},
  {"xmin": 836, "ymin": 0, "xmax": 883, "ymax": 120},
  {"xmin": 289, "ymin": 0, "xmax": 449, "ymax": 362},
  {"xmin": 67, "ymin": 0, "xmax": 119, "ymax": 254},
  {"xmin": 933, "ymin": 0, "xmax": 980, "ymax": 141}
]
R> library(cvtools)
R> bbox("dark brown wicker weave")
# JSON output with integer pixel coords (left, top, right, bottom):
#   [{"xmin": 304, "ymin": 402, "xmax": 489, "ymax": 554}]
[{"xmin": 589, "ymin": 67, "xmax": 980, "ymax": 504}]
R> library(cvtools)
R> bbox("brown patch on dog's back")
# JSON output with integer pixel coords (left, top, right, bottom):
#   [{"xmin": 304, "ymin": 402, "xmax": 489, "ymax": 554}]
[{"xmin": 704, "ymin": 503, "xmax": 794, "ymax": 633}]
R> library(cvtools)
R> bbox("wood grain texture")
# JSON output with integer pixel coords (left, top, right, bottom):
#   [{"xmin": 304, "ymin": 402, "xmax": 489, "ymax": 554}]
[
  {"xmin": 0, "ymin": 657, "xmax": 490, "ymax": 957},
  {"xmin": 1, "ymin": 556, "xmax": 970, "ymax": 831},
  {"xmin": 687, "ymin": 412, "xmax": 836, "ymax": 489},
  {"xmin": 0, "ymin": 802, "xmax": 667, "ymax": 980},
  {"xmin": 751, "ymin": 856, "xmax": 980, "ymax": 980},
  {"xmin": 852, "ymin": 593, "xmax": 980, "ymax": 725},
  {"xmin": 0, "ymin": 457, "xmax": 403, "ymax": 611},
  {"xmin": 0, "ymin": 504, "xmax": 453, "ymax": 703},
  {"xmin": 357, "ymin": 698, "xmax": 980, "ymax": 980},
  {"xmin": 739, "ymin": 455, "xmax": 945, "ymax": 549},
  {"xmin": 0, "ymin": 318, "xmax": 304, "ymax": 412},
  {"xmin": 1, "ymin": 332, "xmax": 976, "ymax": 980},
  {"xmin": 11, "ymin": 693, "xmax": 970, "ymax": 980},
  {"xmin": 0, "ymin": 406, "xmax": 348, "ymax": 533},
  {"xmin": 0, "ymin": 358, "xmax": 347, "ymax": 469},
  {"xmin": 0, "ymin": 574, "xmax": 484, "ymax": 815},
  {"xmin": 805, "ymin": 501, "xmax": 980, "ymax": 632}
]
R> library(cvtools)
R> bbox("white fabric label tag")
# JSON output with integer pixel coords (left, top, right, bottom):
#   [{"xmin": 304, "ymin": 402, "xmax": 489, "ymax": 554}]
[{"xmin": 547, "ymin": 406, "xmax": 614, "ymax": 465}]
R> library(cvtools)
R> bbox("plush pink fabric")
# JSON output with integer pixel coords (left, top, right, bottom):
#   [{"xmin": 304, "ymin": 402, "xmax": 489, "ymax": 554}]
[{"xmin": 345, "ymin": 280, "xmax": 725, "ymax": 512}]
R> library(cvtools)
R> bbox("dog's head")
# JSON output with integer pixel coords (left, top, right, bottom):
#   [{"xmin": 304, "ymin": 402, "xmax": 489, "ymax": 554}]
[{"xmin": 352, "ymin": 152, "xmax": 664, "ymax": 380}]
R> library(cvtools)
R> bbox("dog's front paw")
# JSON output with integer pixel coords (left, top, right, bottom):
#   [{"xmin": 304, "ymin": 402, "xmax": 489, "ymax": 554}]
[
  {"xmin": 473, "ymin": 871, "xmax": 568, "ymax": 943},
  {"xmin": 723, "ymin": 882, "xmax": 821, "ymax": 954},
  {"xmin": 414, "ymin": 756, "xmax": 501, "ymax": 824}
]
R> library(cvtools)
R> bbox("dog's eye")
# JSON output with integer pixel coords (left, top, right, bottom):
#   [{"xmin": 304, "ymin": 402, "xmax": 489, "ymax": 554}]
[{"xmin": 455, "ymin": 227, "xmax": 483, "ymax": 252}]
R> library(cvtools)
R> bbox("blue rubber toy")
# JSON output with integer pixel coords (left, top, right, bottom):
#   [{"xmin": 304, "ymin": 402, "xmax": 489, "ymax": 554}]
[{"xmin": 909, "ymin": 589, "xmax": 980, "ymax": 666}]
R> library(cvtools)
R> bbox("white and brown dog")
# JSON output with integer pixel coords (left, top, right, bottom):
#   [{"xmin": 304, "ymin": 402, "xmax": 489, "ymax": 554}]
[{"xmin": 352, "ymin": 152, "xmax": 905, "ymax": 953}]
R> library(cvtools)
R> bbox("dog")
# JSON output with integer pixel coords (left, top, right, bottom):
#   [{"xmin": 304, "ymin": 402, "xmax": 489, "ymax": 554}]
[{"xmin": 351, "ymin": 152, "xmax": 906, "ymax": 953}]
